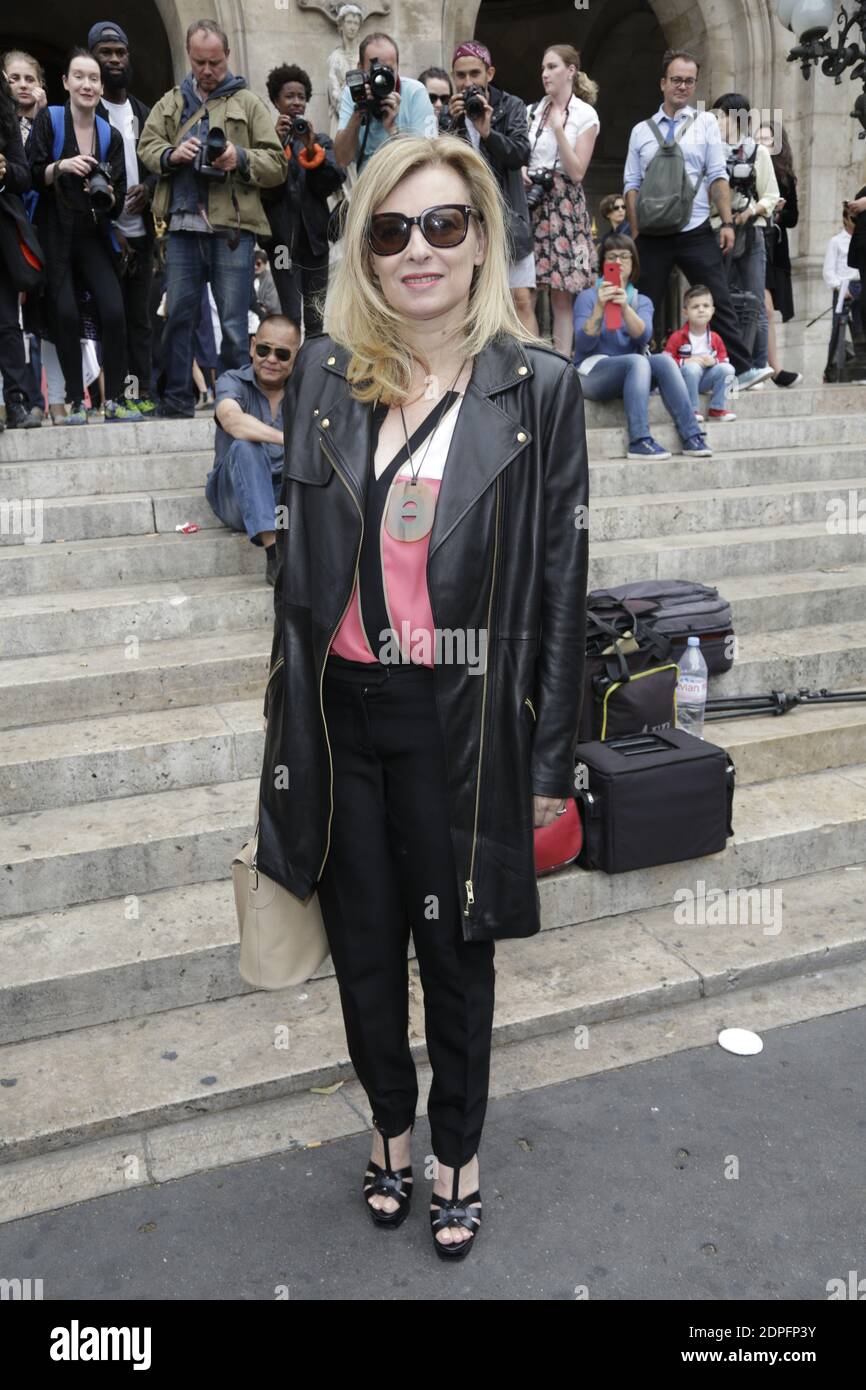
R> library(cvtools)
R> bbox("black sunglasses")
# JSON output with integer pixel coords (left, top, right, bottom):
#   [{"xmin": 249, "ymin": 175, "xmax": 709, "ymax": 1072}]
[
  {"xmin": 367, "ymin": 204, "xmax": 483, "ymax": 256},
  {"xmin": 254, "ymin": 343, "xmax": 293, "ymax": 362}
]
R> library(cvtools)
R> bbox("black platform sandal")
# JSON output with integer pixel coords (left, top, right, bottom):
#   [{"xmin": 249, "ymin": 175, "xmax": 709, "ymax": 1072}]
[
  {"xmin": 363, "ymin": 1120, "xmax": 415, "ymax": 1229},
  {"xmin": 429, "ymin": 1162, "xmax": 482, "ymax": 1260}
]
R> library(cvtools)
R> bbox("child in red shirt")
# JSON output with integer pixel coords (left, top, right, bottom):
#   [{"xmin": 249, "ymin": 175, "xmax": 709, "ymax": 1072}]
[{"xmin": 665, "ymin": 285, "xmax": 737, "ymax": 422}]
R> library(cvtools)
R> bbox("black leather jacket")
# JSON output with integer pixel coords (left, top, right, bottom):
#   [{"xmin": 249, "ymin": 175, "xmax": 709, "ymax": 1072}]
[{"xmin": 255, "ymin": 331, "xmax": 589, "ymax": 942}]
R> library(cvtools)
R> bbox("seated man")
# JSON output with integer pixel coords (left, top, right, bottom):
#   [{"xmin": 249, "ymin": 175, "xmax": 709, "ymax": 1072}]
[{"xmin": 205, "ymin": 314, "xmax": 300, "ymax": 585}]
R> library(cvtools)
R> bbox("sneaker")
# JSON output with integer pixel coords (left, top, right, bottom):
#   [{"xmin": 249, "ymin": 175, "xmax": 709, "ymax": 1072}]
[
  {"xmin": 681, "ymin": 432, "xmax": 713, "ymax": 457},
  {"xmin": 5, "ymin": 401, "xmax": 42, "ymax": 428},
  {"xmin": 694, "ymin": 410, "xmax": 705, "ymax": 422},
  {"xmin": 66, "ymin": 402, "xmax": 88, "ymax": 425},
  {"xmin": 195, "ymin": 388, "xmax": 216, "ymax": 412},
  {"xmin": 134, "ymin": 397, "xmax": 158, "ymax": 418},
  {"xmin": 104, "ymin": 398, "xmax": 140, "ymax": 423},
  {"xmin": 736, "ymin": 365, "xmax": 775, "ymax": 391},
  {"xmin": 626, "ymin": 437, "xmax": 672, "ymax": 460},
  {"xmin": 708, "ymin": 407, "xmax": 737, "ymax": 421},
  {"xmin": 772, "ymin": 370, "xmax": 803, "ymax": 388}
]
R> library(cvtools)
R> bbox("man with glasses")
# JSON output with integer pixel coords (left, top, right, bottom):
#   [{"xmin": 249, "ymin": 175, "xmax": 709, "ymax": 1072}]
[
  {"xmin": 205, "ymin": 314, "xmax": 300, "ymax": 585},
  {"xmin": 623, "ymin": 49, "xmax": 773, "ymax": 390}
]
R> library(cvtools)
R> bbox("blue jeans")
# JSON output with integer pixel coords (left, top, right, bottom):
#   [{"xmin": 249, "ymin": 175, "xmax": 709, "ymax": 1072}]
[
  {"xmin": 579, "ymin": 351, "xmax": 698, "ymax": 445},
  {"xmin": 162, "ymin": 230, "xmax": 255, "ymax": 414},
  {"xmin": 727, "ymin": 228, "xmax": 768, "ymax": 368},
  {"xmin": 680, "ymin": 360, "xmax": 736, "ymax": 411},
  {"xmin": 205, "ymin": 438, "xmax": 283, "ymax": 544}
]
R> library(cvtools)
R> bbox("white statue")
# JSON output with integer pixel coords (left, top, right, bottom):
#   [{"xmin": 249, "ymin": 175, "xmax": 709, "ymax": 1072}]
[{"xmin": 327, "ymin": 4, "xmax": 364, "ymax": 138}]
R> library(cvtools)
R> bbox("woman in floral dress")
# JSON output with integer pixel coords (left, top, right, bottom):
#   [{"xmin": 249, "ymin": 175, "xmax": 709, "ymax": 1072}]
[{"xmin": 524, "ymin": 44, "xmax": 600, "ymax": 357}]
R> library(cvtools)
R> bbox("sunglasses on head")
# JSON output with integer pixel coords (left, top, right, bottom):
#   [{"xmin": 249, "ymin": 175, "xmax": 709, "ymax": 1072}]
[
  {"xmin": 367, "ymin": 203, "xmax": 483, "ymax": 256},
  {"xmin": 254, "ymin": 343, "xmax": 293, "ymax": 361}
]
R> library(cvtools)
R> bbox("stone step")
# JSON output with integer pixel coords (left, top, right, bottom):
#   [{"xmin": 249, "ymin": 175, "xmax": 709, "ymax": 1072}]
[
  {"xmin": 1, "ymin": 857, "xmax": 863, "ymax": 1160},
  {"xmin": 7, "ymin": 441, "xmax": 866, "ymax": 507},
  {"xmin": 588, "ymin": 442, "xmax": 866, "ymax": 497},
  {"xmin": 6, "ymin": 668, "xmax": 864, "ymax": 817},
  {"xmin": 585, "ymin": 410, "xmax": 861, "ymax": 458},
  {"xmin": 590, "ymin": 520, "xmax": 866, "ymax": 586},
  {"xmin": 713, "ymin": 620, "xmax": 866, "ymax": 693},
  {"xmin": 1, "ymin": 384, "xmax": 863, "ymax": 463},
  {"xmin": 0, "ymin": 488, "xmax": 233, "ymax": 548},
  {"xmin": 0, "ymin": 530, "xmax": 260, "ymax": 599},
  {"xmin": 3, "ymin": 753, "xmax": 866, "ymax": 921},
  {"xmin": 0, "ymin": 575, "xmax": 272, "ymax": 660},
  {"xmin": 0, "ymin": 627, "xmax": 271, "ymax": 731},
  {"xmin": 592, "ymin": 476, "xmax": 866, "ymax": 541}
]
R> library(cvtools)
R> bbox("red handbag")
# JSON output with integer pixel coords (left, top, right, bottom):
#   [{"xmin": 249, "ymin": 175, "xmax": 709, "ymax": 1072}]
[{"xmin": 534, "ymin": 797, "xmax": 583, "ymax": 875}]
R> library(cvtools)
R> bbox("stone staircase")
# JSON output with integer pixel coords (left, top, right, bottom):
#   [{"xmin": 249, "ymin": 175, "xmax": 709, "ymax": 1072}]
[{"xmin": 2, "ymin": 383, "xmax": 866, "ymax": 1217}]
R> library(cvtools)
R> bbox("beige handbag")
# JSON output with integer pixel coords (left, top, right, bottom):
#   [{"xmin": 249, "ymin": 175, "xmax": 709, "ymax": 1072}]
[{"xmin": 232, "ymin": 808, "xmax": 330, "ymax": 990}]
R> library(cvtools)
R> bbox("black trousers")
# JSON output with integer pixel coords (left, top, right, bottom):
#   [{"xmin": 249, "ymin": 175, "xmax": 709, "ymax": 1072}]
[
  {"xmin": 270, "ymin": 228, "xmax": 329, "ymax": 338},
  {"xmin": 53, "ymin": 233, "xmax": 127, "ymax": 403},
  {"xmin": 316, "ymin": 657, "xmax": 496, "ymax": 1169},
  {"xmin": 635, "ymin": 219, "xmax": 754, "ymax": 373},
  {"xmin": 120, "ymin": 234, "xmax": 154, "ymax": 399},
  {"xmin": 0, "ymin": 262, "xmax": 35, "ymax": 407}
]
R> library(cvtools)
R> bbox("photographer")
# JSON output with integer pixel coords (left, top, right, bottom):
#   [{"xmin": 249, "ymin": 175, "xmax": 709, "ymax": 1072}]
[
  {"xmin": 138, "ymin": 19, "xmax": 287, "ymax": 418},
  {"xmin": 448, "ymin": 41, "xmax": 535, "ymax": 329},
  {"xmin": 709, "ymin": 93, "xmax": 780, "ymax": 378},
  {"xmin": 847, "ymin": 185, "xmax": 866, "ymax": 291},
  {"xmin": 91, "ymin": 21, "xmax": 158, "ymax": 417},
  {"xmin": 28, "ymin": 48, "xmax": 135, "ymax": 424},
  {"xmin": 334, "ymin": 31, "xmax": 436, "ymax": 177},
  {"xmin": 263, "ymin": 63, "xmax": 345, "ymax": 337},
  {"xmin": 419, "ymin": 67, "xmax": 453, "ymax": 131}
]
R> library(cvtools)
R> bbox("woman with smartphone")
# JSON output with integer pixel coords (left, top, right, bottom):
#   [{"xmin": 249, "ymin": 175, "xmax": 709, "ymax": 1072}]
[{"xmin": 572, "ymin": 233, "xmax": 711, "ymax": 460}]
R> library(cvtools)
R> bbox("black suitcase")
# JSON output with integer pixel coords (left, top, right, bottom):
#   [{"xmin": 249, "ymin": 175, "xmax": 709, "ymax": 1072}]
[{"xmin": 574, "ymin": 728, "xmax": 735, "ymax": 874}]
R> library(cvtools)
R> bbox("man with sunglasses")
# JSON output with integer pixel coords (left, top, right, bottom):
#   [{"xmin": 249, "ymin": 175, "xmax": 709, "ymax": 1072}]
[
  {"xmin": 623, "ymin": 49, "xmax": 773, "ymax": 390},
  {"xmin": 205, "ymin": 314, "xmax": 300, "ymax": 585}
]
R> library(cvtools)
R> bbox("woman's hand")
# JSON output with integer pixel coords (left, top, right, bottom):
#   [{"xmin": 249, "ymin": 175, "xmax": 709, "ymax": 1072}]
[
  {"xmin": 547, "ymin": 101, "xmax": 564, "ymax": 133},
  {"xmin": 847, "ymin": 195, "xmax": 866, "ymax": 216},
  {"xmin": 60, "ymin": 154, "xmax": 98, "ymax": 178},
  {"xmin": 521, "ymin": 166, "xmax": 532, "ymax": 187},
  {"xmin": 534, "ymin": 795, "xmax": 568, "ymax": 828},
  {"xmin": 597, "ymin": 281, "xmax": 622, "ymax": 304}
]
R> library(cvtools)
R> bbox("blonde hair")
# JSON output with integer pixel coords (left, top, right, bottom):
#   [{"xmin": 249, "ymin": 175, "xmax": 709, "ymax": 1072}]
[
  {"xmin": 545, "ymin": 44, "xmax": 598, "ymax": 106},
  {"xmin": 2, "ymin": 49, "xmax": 45, "ymax": 87},
  {"xmin": 322, "ymin": 133, "xmax": 541, "ymax": 405}
]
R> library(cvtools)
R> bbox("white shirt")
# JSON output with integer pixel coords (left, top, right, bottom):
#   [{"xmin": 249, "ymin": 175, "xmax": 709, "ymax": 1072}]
[
  {"xmin": 102, "ymin": 97, "xmax": 146, "ymax": 238},
  {"xmin": 823, "ymin": 230, "xmax": 860, "ymax": 290},
  {"xmin": 527, "ymin": 95, "xmax": 599, "ymax": 174},
  {"xmin": 688, "ymin": 329, "xmax": 711, "ymax": 355},
  {"xmin": 465, "ymin": 116, "xmax": 482, "ymax": 152}
]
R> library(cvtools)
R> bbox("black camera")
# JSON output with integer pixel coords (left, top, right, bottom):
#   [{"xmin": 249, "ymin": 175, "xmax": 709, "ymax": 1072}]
[
  {"xmin": 462, "ymin": 84, "xmax": 487, "ymax": 121},
  {"xmin": 346, "ymin": 61, "xmax": 396, "ymax": 119},
  {"xmin": 88, "ymin": 161, "xmax": 115, "ymax": 213},
  {"xmin": 292, "ymin": 116, "xmax": 310, "ymax": 137},
  {"xmin": 193, "ymin": 125, "xmax": 229, "ymax": 182},
  {"xmin": 526, "ymin": 167, "xmax": 555, "ymax": 211},
  {"xmin": 437, "ymin": 107, "xmax": 454, "ymax": 132}
]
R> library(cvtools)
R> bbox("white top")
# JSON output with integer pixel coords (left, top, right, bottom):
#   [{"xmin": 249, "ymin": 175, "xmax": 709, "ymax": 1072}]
[
  {"xmin": 688, "ymin": 329, "xmax": 711, "ymax": 355},
  {"xmin": 102, "ymin": 97, "xmax": 146, "ymax": 238},
  {"xmin": 527, "ymin": 95, "xmax": 599, "ymax": 174},
  {"xmin": 823, "ymin": 229, "xmax": 860, "ymax": 290},
  {"xmin": 374, "ymin": 394, "xmax": 464, "ymax": 480}
]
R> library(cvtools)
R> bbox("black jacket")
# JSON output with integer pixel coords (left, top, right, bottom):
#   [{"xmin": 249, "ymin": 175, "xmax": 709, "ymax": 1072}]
[
  {"xmin": 255, "ymin": 332, "xmax": 590, "ymax": 942},
  {"xmin": 849, "ymin": 183, "xmax": 866, "ymax": 271},
  {"xmin": 452, "ymin": 86, "xmax": 533, "ymax": 262},
  {"xmin": 28, "ymin": 103, "xmax": 127, "ymax": 298},
  {"xmin": 0, "ymin": 117, "xmax": 31, "ymax": 195},
  {"xmin": 262, "ymin": 131, "xmax": 345, "ymax": 261},
  {"xmin": 96, "ymin": 94, "xmax": 158, "ymax": 242}
]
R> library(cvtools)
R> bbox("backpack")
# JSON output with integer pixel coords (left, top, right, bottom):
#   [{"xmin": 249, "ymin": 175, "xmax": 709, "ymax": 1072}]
[
  {"xmin": 24, "ymin": 106, "xmax": 120, "ymax": 254},
  {"xmin": 587, "ymin": 580, "xmax": 735, "ymax": 675},
  {"xmin": 636, "ymin": 113, "xmax": 699, "ymax": 236}
]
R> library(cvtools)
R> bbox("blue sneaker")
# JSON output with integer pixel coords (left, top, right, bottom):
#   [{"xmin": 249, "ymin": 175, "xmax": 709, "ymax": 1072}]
[
  {"xmin": 681, "ymin": 432, "xmax": 713, "ymax": 458},
  {"xmin": 104, "ymin": 398, "xmax": 140, "ymax": 423},
  {"xmin": 66, "ymin": 401, "xmax": 88, "ymax": 425},
  {"xmin": 736, "ymin": 365, "xmax": 774, "ymax": 391},
  {"xmin": 626, "ymin": 437, "xmax": 671, "ymax": 460}
]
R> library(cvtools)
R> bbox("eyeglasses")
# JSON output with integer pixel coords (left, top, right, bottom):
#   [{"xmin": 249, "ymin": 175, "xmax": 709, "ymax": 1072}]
[
  {"xmin": 668, "ymin": 76, "xmax": 697, "ymax": 87},
  {"xmin": 605, "ymin": 252, "xmax": 632, "ymax": 262},
  {"xmin": 254, "ymin": 343, "xmax": 293, "ymax": 362},
  {"xmin": 367, "ymin": 204, "xmax": 483, "ymax": 256}
]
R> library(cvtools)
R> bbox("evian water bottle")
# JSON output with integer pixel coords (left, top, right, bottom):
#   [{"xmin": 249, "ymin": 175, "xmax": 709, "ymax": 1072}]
[{"xmin": 676, "ymin": 635, "xmax": 708, "ymax": 739}]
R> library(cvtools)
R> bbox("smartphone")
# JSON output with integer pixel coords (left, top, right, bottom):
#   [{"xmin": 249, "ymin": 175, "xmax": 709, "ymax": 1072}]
[{"xmin": 603, "ymin": 259, "xmax": 623, "ymax": 330}]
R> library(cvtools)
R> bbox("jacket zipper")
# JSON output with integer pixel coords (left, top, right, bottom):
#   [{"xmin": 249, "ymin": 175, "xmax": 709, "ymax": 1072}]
[
  {"xmin": 317, "ymin": 435, "xmax": 365, "ymax": 880},
  {"xmin": 524, "ymin": 696, "xmax": 536, "ymax": 720},
  {"xmin": 464, "ymin": 474, "xmax": 501, "ymax": 916}
]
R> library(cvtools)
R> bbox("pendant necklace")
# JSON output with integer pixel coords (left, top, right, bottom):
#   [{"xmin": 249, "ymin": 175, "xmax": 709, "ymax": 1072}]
[{"xmin": 383, "ymin": 362, "xmax": 466, "ymax": 543}]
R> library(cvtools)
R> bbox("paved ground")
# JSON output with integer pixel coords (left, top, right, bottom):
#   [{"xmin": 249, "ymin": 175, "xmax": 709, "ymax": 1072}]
[{"xmin": 1, "ymin": 1005, "xmax": 862, "ymax": 1302}]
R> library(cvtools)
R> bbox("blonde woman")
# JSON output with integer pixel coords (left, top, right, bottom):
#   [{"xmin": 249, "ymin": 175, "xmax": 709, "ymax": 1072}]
[
  {"xmin": 524, "ymin": 44, "xmax": 600, "ymax": 356},
  {"xmin": 255, "ymin": 134, "xmax": 589, "ymax": 1260}
]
